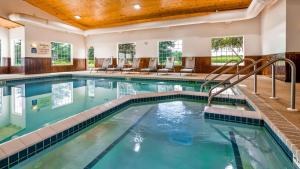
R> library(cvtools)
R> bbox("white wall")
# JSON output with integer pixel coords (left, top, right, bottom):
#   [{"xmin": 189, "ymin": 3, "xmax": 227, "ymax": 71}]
[
  {"xmin": 286, "ymin": 0, "xmax": 300, "ymax": 52},
  {"xmin": 86, "ymin": 16, "xmax": 262, "ymax": 58},
  {"xmin": 25, "ymin": 24, "xmax": 86, "ymax": 59},
  {"xmin": 0, "ymin": 27, "xmax": 9, "ymax": 64},
  {"xmin": 261, "ymin": 0, "xmax": 286, "ymax": 55}
]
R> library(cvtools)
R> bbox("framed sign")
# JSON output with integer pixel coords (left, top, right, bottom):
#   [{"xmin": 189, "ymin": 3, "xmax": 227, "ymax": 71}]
[{"xmin": 38, "ymin": 43, "xmax": 50, "ymax": 54}]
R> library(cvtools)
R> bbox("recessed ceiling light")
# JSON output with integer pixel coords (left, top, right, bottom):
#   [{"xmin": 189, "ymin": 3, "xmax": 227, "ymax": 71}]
[
  {"xmin": 133, "ymin": 4, "xmax": 141, "ymax": 10},
  {"xmin": 74, "ymin": 15, "xmax": 81, "ymax": 19}
]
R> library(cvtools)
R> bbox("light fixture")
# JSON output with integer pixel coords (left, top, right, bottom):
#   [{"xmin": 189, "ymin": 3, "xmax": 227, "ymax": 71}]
[
  {"xmin": 31, "ymin": 43, "xmax": 37, "ymax": 48},
  {"xmin": 133, "ymin": 4, "xmax": 141, "ymax": 10},
  {"xmin": 74, "ymin": 15, "xmax": 81, "ymax": 19}
]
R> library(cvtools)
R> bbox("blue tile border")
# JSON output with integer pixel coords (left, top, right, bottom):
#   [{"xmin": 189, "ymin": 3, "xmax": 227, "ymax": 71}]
[
  {"xmin": 204, "ymin": 112, "xmax": 263, "ymax": 126},
  {"xmin": 264, "ymin": 122, "xmax": 293, "ymax": 161}
]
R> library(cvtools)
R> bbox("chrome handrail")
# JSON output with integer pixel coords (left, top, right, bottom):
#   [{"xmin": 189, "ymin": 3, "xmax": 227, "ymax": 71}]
[
  {"xmin": 207, "ymin": 58, "xmax": 297, "ymax": 111},
  {"xmin": 200, "ymin": 58, "xmax": 255, "ymax": 91},
  {"xmin": 204, "ymin": 59, "xmax": 241, "ymax": 81},
  {"xmin": 207, "ymin": 58, "xmax": 269, "ymax": 96}
]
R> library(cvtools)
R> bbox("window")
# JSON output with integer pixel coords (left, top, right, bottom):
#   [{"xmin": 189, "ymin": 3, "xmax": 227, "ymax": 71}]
[
  {"xmin": 51, "ymin": 42, "xmax": 72, "ymax": 65},
  {"xmin": 159, "ymin": 40, "xmax": 182, "ymax": 65},
  {"xmin": 52, "ymin": 82, "xmax": 73, "ymax": 108},
  {"xmin": 211, "ymin": 36, "xmax": 244, "ymax": 65},
  {"xmin": 88, "ymin": 47, "xmax": 95, "ymax": 68},
  {"xmin": 118, "ymin": 43, "xmax": 135, "ymax": 64},
  {"xmin": 14, "ymin": 39, "xmax": 22, "ymax": 66}
]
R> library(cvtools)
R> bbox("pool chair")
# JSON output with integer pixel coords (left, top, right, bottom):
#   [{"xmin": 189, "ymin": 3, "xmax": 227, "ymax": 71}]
[
  {"xmin": 140, "ymin": 58, "xmax": 157, "ymax": 73},
  {"xmin": 180, "ymin": 57, "xmax": 195, "ymax": 76},
  {"xmin": 107, "ymin": 58, "xmax": 125, "ymax": 73},
  {"xmin": 122, "ymin": 58, "xmax": 141, "ymax": 73},
  {"xmin": 93, "ymin": 58, "xmax": 111, "ymax": 73},
  {"xmin": 157, "ymin": 57, "xmax": 175, "ymax": 75}
]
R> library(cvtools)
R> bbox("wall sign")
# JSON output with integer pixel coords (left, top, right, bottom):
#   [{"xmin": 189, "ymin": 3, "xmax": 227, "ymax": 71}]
[
  {"xmin": 38, "ymin": 43, "xmax": 50, "ymax": 54},
  {"xmin": 31, "ymin": 48, "xmax": 37, "ymax": 54}
]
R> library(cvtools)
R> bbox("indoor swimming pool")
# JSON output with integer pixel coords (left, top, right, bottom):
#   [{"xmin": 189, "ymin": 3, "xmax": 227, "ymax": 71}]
[
  {"xmin": 0, "ymin": 75, "xmax": 236, "ymax": 143},
  {"xmin": 14, "ymin": 101, "xmax": 294, "ymax": 169}
]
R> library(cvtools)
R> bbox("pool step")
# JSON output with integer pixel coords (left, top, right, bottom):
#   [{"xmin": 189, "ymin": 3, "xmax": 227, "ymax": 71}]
[{"xmin": 203, "ymin": 106, "xmax": 263, "ymax": 126}]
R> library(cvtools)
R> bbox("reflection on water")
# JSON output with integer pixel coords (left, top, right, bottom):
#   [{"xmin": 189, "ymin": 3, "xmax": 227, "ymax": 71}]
[
  {"xmin": 0, "ymin": 77, "xmax": 200, "ymax": 143},
  {"xmin": 0, "ymin": 85, "xmax": 26, "ymax": 141},
  {"xmin": 52, "ymin": 82, "xmax": 73, "ymax": 109}
]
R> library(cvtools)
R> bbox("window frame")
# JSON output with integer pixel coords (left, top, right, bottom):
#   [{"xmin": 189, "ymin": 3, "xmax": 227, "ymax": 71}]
[
  {"xmin": 87, "ymin": 46, "xmax": 95, "ymax": 68},
  {"xmin": 158, "ymin": 40, "xmax": 183, "ymax": 66},
  {"xmin": 210, "ymin": 35, "xmax": 245, "ymax": 66},
  {"xmin": 51, "ymin": 41, "xmax": 73, "ymax": 66},
  {"xmin": 13, "ymin": 39, "xmax": 22, "ymax": 66},
  {"xmin": 117, "ymin": 42, "xmax": 136, "ymax": 65}
]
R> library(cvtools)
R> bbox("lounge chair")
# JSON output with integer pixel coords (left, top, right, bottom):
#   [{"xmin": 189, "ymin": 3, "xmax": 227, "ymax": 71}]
[
  {"xmin": 157, "ymin": 57, "xmax": 175, "ymax": 75},
  {"xmin": 122, "ymin": 58, "xmax": 140, "ymax": 73},
  {"xmin": 89, "ymin": 58, "xmax": 111, "ymax": 73},
  {"xmin": 180, "ymin": 57, "xmax": 195, "ymax": 76},
  {"xmin": 96, "ymin": 58, "xmax": 111, "ymax": 72},
  {"xmin": 107, "ymin": 58, "xmax": 125, "ymax": 73},
  {"xmin": 140, "ymin": 58, "xmax": 157, "ymax": 73}
]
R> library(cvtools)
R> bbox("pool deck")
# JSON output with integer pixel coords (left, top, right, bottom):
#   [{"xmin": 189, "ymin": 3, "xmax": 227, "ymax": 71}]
[{"xmin": 1, "ymin": 71, "xmax": 300, "ymax": 165}]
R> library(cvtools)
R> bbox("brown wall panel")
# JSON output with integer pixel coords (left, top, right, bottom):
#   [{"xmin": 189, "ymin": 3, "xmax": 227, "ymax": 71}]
[
  {"xmin": 285, "ymin": 52, "xmax": 300, "ymax": 82},
  {"xmin": 10, "ymin": 66, "xmax": 25, "ymax": 74},
  {"xmin": 139, "ymin": 58, "xmax": 150, "ymax": 69},
  {"xmin": 0, "ymin": 57, "xmax": 10, "ymax": 74},
  {"xmin": 24, "ymin": 57, "xmax": 86, "ymax": 74},
  {"xmin": 0, "ymin": 67, "xmax": 9, "ymax": 74}
]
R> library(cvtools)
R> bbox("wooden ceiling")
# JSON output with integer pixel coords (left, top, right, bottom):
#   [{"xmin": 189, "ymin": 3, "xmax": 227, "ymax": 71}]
[
  {"xmin": 25, "ymin": 0, "xmax": 252, "ymax": 30},
  {"xmin": 0, "ymin": 17, "xmax": 22, "ymax": 29}
]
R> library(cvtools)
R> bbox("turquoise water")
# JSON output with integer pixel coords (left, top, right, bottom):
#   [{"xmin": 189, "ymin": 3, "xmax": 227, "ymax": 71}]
[
  {"xmin": 0, "ymin": 76, "xmax": 232, "ymax": 143},
  {"xmin": 15, "ymin": 101, "xmax": 294, "ymax": 169}
]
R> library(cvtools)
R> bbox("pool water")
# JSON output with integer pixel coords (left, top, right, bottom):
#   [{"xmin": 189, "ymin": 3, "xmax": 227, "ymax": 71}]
[
  {"xmin": 15, "ymin": 101, "xmax": 294, "ymax": 169},
  {"xmin": 0, "ymin": 76, "xmax": 235, "ymax": 143}
]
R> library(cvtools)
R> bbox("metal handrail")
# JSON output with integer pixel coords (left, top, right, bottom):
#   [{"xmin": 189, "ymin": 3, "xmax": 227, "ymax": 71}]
[
  {"xmin": 207, "ymin": 58, "xmax": 297, "ymax": 111},
  {"xmin": 200, "ymin": 58, "xmax": 255, "ymax": 91},
  {"xmin": 207, "ymin": 58, "xmax": 270, "ymax": 96},
  {"xmin": 204, "ymin": 59, "xmax": 240, "ymax": 81}
]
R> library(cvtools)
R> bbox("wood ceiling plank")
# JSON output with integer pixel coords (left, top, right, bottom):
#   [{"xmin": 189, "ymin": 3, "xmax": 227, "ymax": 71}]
[{"xmin": 24, "ymin": 0, "xmax": 252, "ymax": 30}]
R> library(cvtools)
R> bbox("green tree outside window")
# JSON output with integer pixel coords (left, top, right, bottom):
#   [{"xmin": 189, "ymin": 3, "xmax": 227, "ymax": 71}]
[
  {"xmin": 88, "ymin": 47, "xmax": 95, "ymax": 68},
  {"xmin": 14, "ymin": 40, "xmax": 22, "ymax": 66},
  {"xmin": 51, "ymin": 42, "xmax": 72, "ymax": 65},
  {"xmin": 159, "ymin": 40, "xmax": 182, "ymax": 65},
  {"xmin": 118, "ymin": 43, "xmax": 136, "ymax": 64},
  {"xmin": 211, "ymin": 37, "xmax": 244, "ymax": 65}
]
